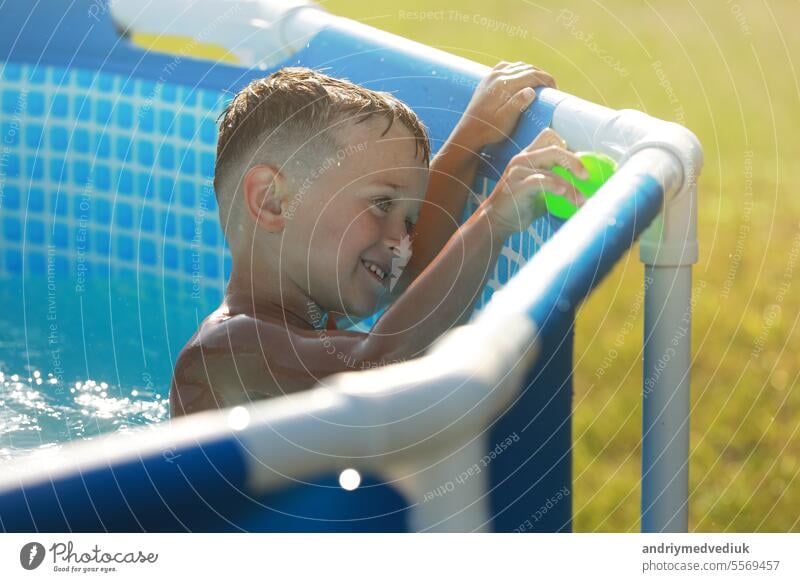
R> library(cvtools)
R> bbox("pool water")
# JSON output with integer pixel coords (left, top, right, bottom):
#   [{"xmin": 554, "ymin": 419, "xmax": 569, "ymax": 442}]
[
  {"xmin": 0, "ymin": 273, "xmax": 210, "ymax": 464},
  {"xmin": 0, "ymin": 215, "xmax": 558, "ymax": 467}
]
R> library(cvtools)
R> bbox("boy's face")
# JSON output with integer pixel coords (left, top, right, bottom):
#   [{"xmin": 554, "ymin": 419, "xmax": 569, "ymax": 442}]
[{"xmin": 280, "ymin": 118, "xmax": 428, "ymax": 321}]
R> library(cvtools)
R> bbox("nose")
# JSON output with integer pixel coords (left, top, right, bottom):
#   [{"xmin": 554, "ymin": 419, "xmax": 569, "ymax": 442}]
[{"xmin": 384, "ymin": 213, "xmax": 408, "ymax": 250}]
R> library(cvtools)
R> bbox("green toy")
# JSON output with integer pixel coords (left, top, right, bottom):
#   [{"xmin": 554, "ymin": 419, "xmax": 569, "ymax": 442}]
[{"xmin": 543, "ymin": 152, "xmax": 617, "ymax": 220}]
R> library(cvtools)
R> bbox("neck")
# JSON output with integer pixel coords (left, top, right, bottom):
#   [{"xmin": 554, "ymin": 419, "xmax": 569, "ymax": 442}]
[{"xmin": 223, "ymin": 265, "xmax": 322, "ymax": 331}]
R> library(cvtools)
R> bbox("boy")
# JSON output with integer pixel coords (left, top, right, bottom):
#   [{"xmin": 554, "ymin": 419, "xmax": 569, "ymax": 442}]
[{"xmin": 170, "ymin": 62, "xmax": 588, "ymax": 417}]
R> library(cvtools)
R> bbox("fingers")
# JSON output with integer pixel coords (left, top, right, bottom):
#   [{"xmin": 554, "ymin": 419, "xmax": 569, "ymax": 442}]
[
  {"xmin": 494, "ymin": 61, "xmax": 548, "ymax": 77},
  {"xmin": 495, "ymin": 67, "xmax": 555, "ymax": 93},
  {"xmin": 499, "ymin": 87, "xmax": 537, "ymax": 115},
  {"xmin": 491, "ymin": 62, "xmax": 557, "ymax": 91},
  {"xmin": 500, "ymin": 62, "xmax": 535, "ymax": 76},
  {"xmin": 505, "ymin": 67, "xmax": 557, "ymax": 89},
  {"xmin": 524, "ymin": 127, "xmax": 567, "ymax": 152},
  {"xmin": 518, "ymin": 129, "xmax": 589, "ymax": 179},
  {"xmin": 514, "ymin": 145, "xmax": 589, "ymax": 179},
  {"xmin": 493, "ymin": 60, "xmax": 522, "ymax": 72},
  {"xmin": 518, "ymin": 171, "xmax": 587, "ymax": 208}
]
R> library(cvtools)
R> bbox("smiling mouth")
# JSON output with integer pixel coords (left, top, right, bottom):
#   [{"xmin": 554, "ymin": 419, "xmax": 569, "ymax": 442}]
[{"xmin": 361, "ymin": 258, "xmax": 389, "ymax": 287}]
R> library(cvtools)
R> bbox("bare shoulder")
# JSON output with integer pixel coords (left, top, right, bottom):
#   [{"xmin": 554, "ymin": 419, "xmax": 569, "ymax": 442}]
[
  {"xmin": 170, "ymin": 307, "xmax": 282, "ymax": 417},
  {"xmin": 170, "ymin": 307, "xmax": 374, "ymax": 417}
]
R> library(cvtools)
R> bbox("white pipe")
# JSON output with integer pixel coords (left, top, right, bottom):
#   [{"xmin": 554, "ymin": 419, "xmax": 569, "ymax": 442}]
[
  {"xmin": 641, "ymin": 265, "xmax": 692, "ymax": 532},
  {"xmin": 240, "ymin": 312, "xmax": 539, "ymax": 495},
  {"xmin": 381, "ymin": 435, "xmax": 493, "ymax": 532},
  {"xmin": 550, "ymin": 95, "xmax": 620, "ymax": 159},
  {"xmin": 636, "ymin": 143, "xmax": 699, "ymax": 533},
  {"xmin": 552, "ymin": 98, "xmax": 702, "ymax": 204},
  {"xmin": 109, "ymin": 0, "xmax": 329, "ymax": 68},
  {"xmin": 554, "ymin": 96, "xmax": 702, "ymax": 533},
  {"xmin": 234, "ymin": 311, "xmax": 538, "ymax": 532}
]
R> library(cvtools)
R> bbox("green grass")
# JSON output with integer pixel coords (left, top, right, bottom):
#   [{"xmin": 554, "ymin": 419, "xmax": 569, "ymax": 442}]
[{"xmin": 326, "ymin": 0, "xmax": 800, "ymax": 532}]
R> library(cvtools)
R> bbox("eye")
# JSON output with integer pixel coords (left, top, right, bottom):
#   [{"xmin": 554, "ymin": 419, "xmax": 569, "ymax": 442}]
[{"xmin": 372, "ymin": 197, "xmax": 393, "ymax": 213}]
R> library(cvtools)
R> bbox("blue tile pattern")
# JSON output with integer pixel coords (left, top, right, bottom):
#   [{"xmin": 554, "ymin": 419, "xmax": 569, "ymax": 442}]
[
  {"xmin": 0, "ymin": 62, "xmax": 230, "ymax": 303},
  {"xmin": 0, "ymin": 61, "xmax": 556, "ymax": 320}
]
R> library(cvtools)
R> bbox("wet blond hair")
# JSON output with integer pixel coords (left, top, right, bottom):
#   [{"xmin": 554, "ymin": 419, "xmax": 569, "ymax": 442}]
[{"xmin": 214, "ymin": 66, "xmax": 431, "ymax": 212}]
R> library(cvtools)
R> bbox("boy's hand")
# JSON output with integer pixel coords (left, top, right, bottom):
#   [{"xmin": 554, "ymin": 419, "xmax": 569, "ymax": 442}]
[
  {"xmin": 457, "ymin": 61, "xmax": 556, "ymax": 148},
  {"xmin": 485, "ymin": 128, "xmax": 589, "ymax": 236}
]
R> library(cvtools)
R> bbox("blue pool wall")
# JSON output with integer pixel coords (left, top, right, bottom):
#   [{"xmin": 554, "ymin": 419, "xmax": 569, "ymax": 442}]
[{"xmin": 0, "ymin": 0, "xmax": 573, "ymax": 531}]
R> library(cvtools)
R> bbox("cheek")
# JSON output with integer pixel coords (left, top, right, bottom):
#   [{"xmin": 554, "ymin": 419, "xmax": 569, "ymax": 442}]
[
  {"xmin": 301, "ymin": 208, "xmax": 376, "ymax": 279},
  {"xmin": 338, "ymin": 212, "xmax": 382, "ymax": 260}
]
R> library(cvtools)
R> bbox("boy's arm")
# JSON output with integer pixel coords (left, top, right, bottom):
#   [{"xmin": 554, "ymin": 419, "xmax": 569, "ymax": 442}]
[
  {"xmin": 366, "ymin": 126, "xmax": 586, "ymax": 365},
  {"xmin": 171, "ymin": 200, "xmax": 512, "ymax": 417},
  {"xmin": 171, "ymin": 125, "xmax": 586, "ymax": 416},
  {"xmin": 395, "ymin": 61, "xmax": 556, "ymax": 295},
  {"xmin": 364, "ymin": 198, "xmax": 511, "ymax": 363},
  {"xmin": 394, "ymin": 127, "xmax": 482, "ymax": 295}
]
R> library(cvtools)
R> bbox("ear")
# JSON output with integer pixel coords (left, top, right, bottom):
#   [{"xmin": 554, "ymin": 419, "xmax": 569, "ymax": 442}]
[{"xmin": 242, "ymin": 164, "xmax": 290, "ymax": 233}]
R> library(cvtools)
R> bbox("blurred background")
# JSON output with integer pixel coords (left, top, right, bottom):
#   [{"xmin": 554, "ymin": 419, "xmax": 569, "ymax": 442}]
[{"xmin": 322, "ymin": 0, "xmax": 800, "ymax": 532}]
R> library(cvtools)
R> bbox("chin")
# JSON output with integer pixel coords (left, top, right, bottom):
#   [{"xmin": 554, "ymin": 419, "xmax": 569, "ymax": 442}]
[
  {"xmin": 342, "ymin": 288, "xmax": 385, "ymax": 320},
  {"xmin": 327, "ymin": 266, "xmax": 390, "ymax": 321}
]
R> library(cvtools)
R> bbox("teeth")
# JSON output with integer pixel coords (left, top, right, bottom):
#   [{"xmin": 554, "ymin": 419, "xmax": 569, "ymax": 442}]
[{"xmin": 363, "ymin": 260, "xmax": 386, "ymax": 280}]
